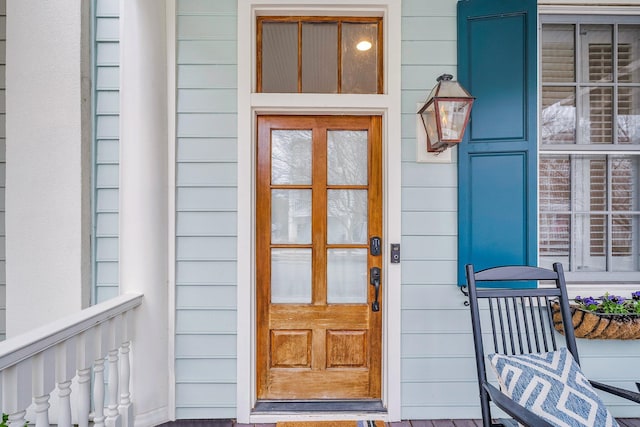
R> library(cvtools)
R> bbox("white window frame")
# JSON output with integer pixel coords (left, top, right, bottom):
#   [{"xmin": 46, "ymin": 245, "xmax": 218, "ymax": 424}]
[
  {"xmin": 236, "ymin": 0, "xmax": 402, "ymax": 423},
  {"xmin": 538, "ymin": 6, "xmax": 640, "ymax": 292}
]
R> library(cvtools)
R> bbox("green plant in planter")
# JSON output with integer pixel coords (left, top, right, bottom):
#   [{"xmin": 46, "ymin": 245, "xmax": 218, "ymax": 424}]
[{"xmin": 575, "ymin": 291, "xmax": 640, "ymax": 314}]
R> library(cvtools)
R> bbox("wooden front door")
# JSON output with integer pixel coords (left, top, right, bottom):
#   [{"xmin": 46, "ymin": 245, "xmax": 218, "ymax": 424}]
[{"xmin": 256, "ymin": 115, "xmax": 382, "ymax": 400}]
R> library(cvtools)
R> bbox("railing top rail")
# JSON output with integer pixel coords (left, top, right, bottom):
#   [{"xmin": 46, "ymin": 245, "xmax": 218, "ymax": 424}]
[{"xmin": 0, "ymin": 293, "xmax": 143, "ymax": 370}]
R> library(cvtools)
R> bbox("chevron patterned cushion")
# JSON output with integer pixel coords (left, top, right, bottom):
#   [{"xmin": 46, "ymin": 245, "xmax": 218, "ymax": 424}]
[{"xmin": 489, "ymin": 348, "xmax": 618, "ymax": 427}]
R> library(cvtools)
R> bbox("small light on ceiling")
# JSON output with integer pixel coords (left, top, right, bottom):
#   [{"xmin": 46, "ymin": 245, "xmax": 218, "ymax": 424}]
[{"xmin": 356, "ymin": 40, "xmax": 372, "ymax": 51}]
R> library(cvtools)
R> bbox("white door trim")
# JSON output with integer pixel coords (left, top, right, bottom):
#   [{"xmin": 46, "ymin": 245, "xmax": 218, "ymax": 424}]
[{"xmin": 236, "ymin": 1, "xmax": 402, "ymax": 422}]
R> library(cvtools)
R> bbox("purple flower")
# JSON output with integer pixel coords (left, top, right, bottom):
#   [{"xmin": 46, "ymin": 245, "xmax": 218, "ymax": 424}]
[
  {"xmin": 583, "ymin": 297, "xmax": 598, "ymax": 306},
  {"xmin": 633, "ymin": 291, "xmax": 640, "ymax": 301},
  {"xmin": 605, "ymin": 295, "xmax": 625, "ymax": 304}
]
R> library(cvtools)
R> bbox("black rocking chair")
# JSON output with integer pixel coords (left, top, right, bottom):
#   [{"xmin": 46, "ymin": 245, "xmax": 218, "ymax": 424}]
[{"xmin": 465, "ymin": 262, "xmax": 640, "ymax": 427}]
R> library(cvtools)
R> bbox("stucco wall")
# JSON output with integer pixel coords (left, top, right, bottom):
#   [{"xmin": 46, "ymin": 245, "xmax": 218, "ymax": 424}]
[{"xmin": 6, "ymin": 0, "xmax": 91, "ymax": 336}]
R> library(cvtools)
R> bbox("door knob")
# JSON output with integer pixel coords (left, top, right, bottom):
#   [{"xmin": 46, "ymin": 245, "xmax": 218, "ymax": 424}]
[{"xmin": 370, "ymin": 267, "xmax": 381, "ymax": 312}]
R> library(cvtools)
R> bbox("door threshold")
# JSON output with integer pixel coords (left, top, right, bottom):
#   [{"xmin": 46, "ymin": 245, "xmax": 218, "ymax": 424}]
[{"xmin": 253, "ymin": 400, "xmax": 385, "ymax": 414}]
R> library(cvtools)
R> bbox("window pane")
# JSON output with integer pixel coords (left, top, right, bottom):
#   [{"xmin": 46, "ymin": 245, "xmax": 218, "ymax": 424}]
[
  {"xmin": 619, "ymin": 25, "xmax": 640, "ymax": 83},
  {"xmin": 611, "ymin": 214, "xmax": 639, "ymax": 271},
  {"xmin": 302, "ymin": 23, "xmax": 338, "ymax": 93},
  {"xmin": 271, "ymin": 190, "xmax": 312, "ymax": 244},
  {"xmin": 540, "ymin": 17, "xmax": 640, "ymax": 277},
  {"xmin": 540, "ymin": 154, "xmax": 640, "ymax": 273},
  {"xmin": 539, "ymin": 213, "xmax": 570, "ymax": 270},
  {"xmin": 542, "ymin": 24, "xmax": 575, "ymax": 82},
  {"xmin": 539, "ymin": 156, "xmax": 571, "ymax": 268},
  {"xmin": 327, "ymin": 190, "xmax": 367, "ymax": 244},
  {"xmin": 574, "ymin": 213, "xmax": 608, "ymax": 271},
  {"xmin": 541, "ymin": 86, "xmax": 575, "ymax": 144},
  {"xmin": 342, "ymin": 22, "xmax": 378, "ymax": 94},
  {"xmin": 327, "ymin": 249, "xmax": 367, "ymax": 303},
  {"xmin": 262, "ymin": 22, "xmax": 298, "ymax": 93},
  {"xmin": 271, "ymin": 130, "xmax": 312, "ymax": 185},
  {"xmin": 582, "ymin": 24, "xmax": 613, "ymax": 83},
  {"xmin": 584, "ymin": 87, "xmax": 613, "ymax": 144},
  {"xmin": 618, "ymin": 87, "xmax": 640, "ymax": 145},
  {"xmin": 271, "ymin": 249, "xmax": 312, "ymax": 303},
  {"xmin": 327, "ymin": 130, "xmax": 368, "ymax": 185}
]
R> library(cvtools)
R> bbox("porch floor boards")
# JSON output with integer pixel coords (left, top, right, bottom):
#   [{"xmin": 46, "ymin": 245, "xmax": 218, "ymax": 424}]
[
  {"xmin": 159, "ymin": 418, "xmax": 640, "ymax": 427},
  {"xmin": 237, "ymin": 420, "xmax": 640, "ymax": 427},
  {"xmin": 239, "ymin": 423, "xmax": 640, "ymax": 427}
]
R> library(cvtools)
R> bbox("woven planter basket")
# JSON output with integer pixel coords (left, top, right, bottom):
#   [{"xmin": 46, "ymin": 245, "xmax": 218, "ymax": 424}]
[{"xmin": 552, "ymin": 303, "xmax": 640, "ymax": 339}]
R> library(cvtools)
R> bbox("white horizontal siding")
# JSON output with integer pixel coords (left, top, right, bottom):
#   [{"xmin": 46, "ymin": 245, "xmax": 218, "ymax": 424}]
[
  {"xmin": 175, "ymin": 0, "xmax": 238, "ymax": 419},
  {"xmin": 93, "ymin": 0, "xmax": 120, "ymax": 304}
]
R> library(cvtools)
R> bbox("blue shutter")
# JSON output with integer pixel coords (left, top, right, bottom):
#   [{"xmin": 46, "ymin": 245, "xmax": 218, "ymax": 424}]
[{"xmin": 457, "ymin": 0, "xmax": 537, "ymax": 285}]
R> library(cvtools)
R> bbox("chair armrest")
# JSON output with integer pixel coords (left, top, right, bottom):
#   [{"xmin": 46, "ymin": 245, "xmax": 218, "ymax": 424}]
[
  {"xmin": 590, "ymin": 380, "xmax": 640, "ymax": 404},
  {"xmin": 483, "ymin": 382, "xmax": 556, "ymax": 427}
]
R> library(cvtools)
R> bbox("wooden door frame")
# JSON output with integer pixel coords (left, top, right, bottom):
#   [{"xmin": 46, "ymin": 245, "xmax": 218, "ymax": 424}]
[
  {"xmin": 237, "ymin": 107, "xmax": 401, "ymax": 423},
  {"xmin": 236, "ymin": 1, "xmax": 402, "ymax": 423}
]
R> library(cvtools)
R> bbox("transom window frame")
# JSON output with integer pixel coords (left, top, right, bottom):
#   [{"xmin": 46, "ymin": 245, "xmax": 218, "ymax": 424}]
[
  {"xmin": 256, "ymin": 15, "xmax": 384, "ymax": 94},
  {"xmin": 538, "ymin": 12, "xmax": 640, "ymax": 285}
]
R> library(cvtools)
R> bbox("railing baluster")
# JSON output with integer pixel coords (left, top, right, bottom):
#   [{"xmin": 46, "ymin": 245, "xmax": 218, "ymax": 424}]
[
  {"xmin": 33, "ymin": 394, "xmax": 51, "ymax": 427},
  {"xmin": 33, "ymin": 349, "xmax": 55, "ymax": 427},
  {"xmin": 3, "ymin": 361, "xmax": 33, "ymax": 427},
  {"xmin": 57, "ymin": 380, "xmax": 73, "ymax": 427},
  {"xmin": 77, "ymin": 330, "xmax": 95, "ymax": 427},
  {"xmin": 119, "ymin": 340, "xmax": 133, "ymax": 427},
  {"xmin": 93, "ymin": 357, "xmax": 106, "ymax": 427},
  {"xmin": 56, "ymin": 339, "xmax": 76, "ymax": 427},
  {"xmin": 77, "ymin": 367, "xmax": 91, "ymax": 427},
  {"xmin": 106, "ymin": 348, "xmax": 120, "ymax": 427}
]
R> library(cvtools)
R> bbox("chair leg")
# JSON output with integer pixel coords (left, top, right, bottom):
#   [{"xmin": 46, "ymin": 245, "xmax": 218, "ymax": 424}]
[
  {"xmin": 480, "ymin": 388, "xmax": 493, "ymax": 427},
  {"xmin": 636, "ymin": 382, "xmax": 640, "ymax": 392}
]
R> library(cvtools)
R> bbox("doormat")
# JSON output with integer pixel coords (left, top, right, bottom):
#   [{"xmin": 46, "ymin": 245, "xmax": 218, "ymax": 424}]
[{"xmin": 277, "ymin": 422, "xmax": 385, "ymax": 427}]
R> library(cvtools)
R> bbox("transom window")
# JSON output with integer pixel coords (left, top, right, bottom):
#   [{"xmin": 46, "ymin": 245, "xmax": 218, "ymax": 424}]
[
  {"xmin": 257, "ymin": 16, "xmax": 382, "ymax": 94},
  {"xmin": 539, "ymin": 16, "xmax": 640, "ymax": 280}
]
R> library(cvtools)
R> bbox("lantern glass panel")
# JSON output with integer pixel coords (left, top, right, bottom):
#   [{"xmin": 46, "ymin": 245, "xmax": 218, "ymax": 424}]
[
  {"xmin": 421, "ymin": 102, "xmax": 439, "ymax": 146},
  {"xmin": 436, "ymin": 100, "xmax": 472, "ymax": 142}
]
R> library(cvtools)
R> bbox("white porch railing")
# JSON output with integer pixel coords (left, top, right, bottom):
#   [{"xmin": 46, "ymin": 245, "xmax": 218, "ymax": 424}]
[{"xmin": 0, "ymin": 293, "xmax": 143, "ymax": 427}]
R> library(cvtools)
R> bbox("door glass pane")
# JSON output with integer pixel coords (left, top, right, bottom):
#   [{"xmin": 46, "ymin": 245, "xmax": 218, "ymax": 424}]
[
  {"xmin": 327, "ymin": 249, "xmax": 367, "ymax": 303},
  {"xmin": 271, "ymin": 249, "xmax": 312, "ymax": 303},
  {"xmin": 342, "ymin": 22, "xmax": 378, "ymax": 93},
  {"xmin": 327, "ymin": 190, "xmax": 367, "ymax": 244},
  {"xmin": 327, "ymin": 130, "xmax": 368, "ymax": 185},
  {"xmin": 261, "ymin": 22, "xmax": 298, "ymax": 93},
  {"xmin": 302, "ymin": 23, "xmax": 338, "ymax": 93},
  {"xmin": 272, "ymin": 190, "xmax": 312, "ymax": 244},
  {"xmin": 272, "ymin": 130, "xmax": 312, "ymax": 184}
]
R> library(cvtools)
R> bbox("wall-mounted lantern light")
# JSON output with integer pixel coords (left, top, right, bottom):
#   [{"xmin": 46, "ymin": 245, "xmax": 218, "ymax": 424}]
[{"xmin": 417, "ymin": 74, "xmax": 475, "ymax": 153}]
